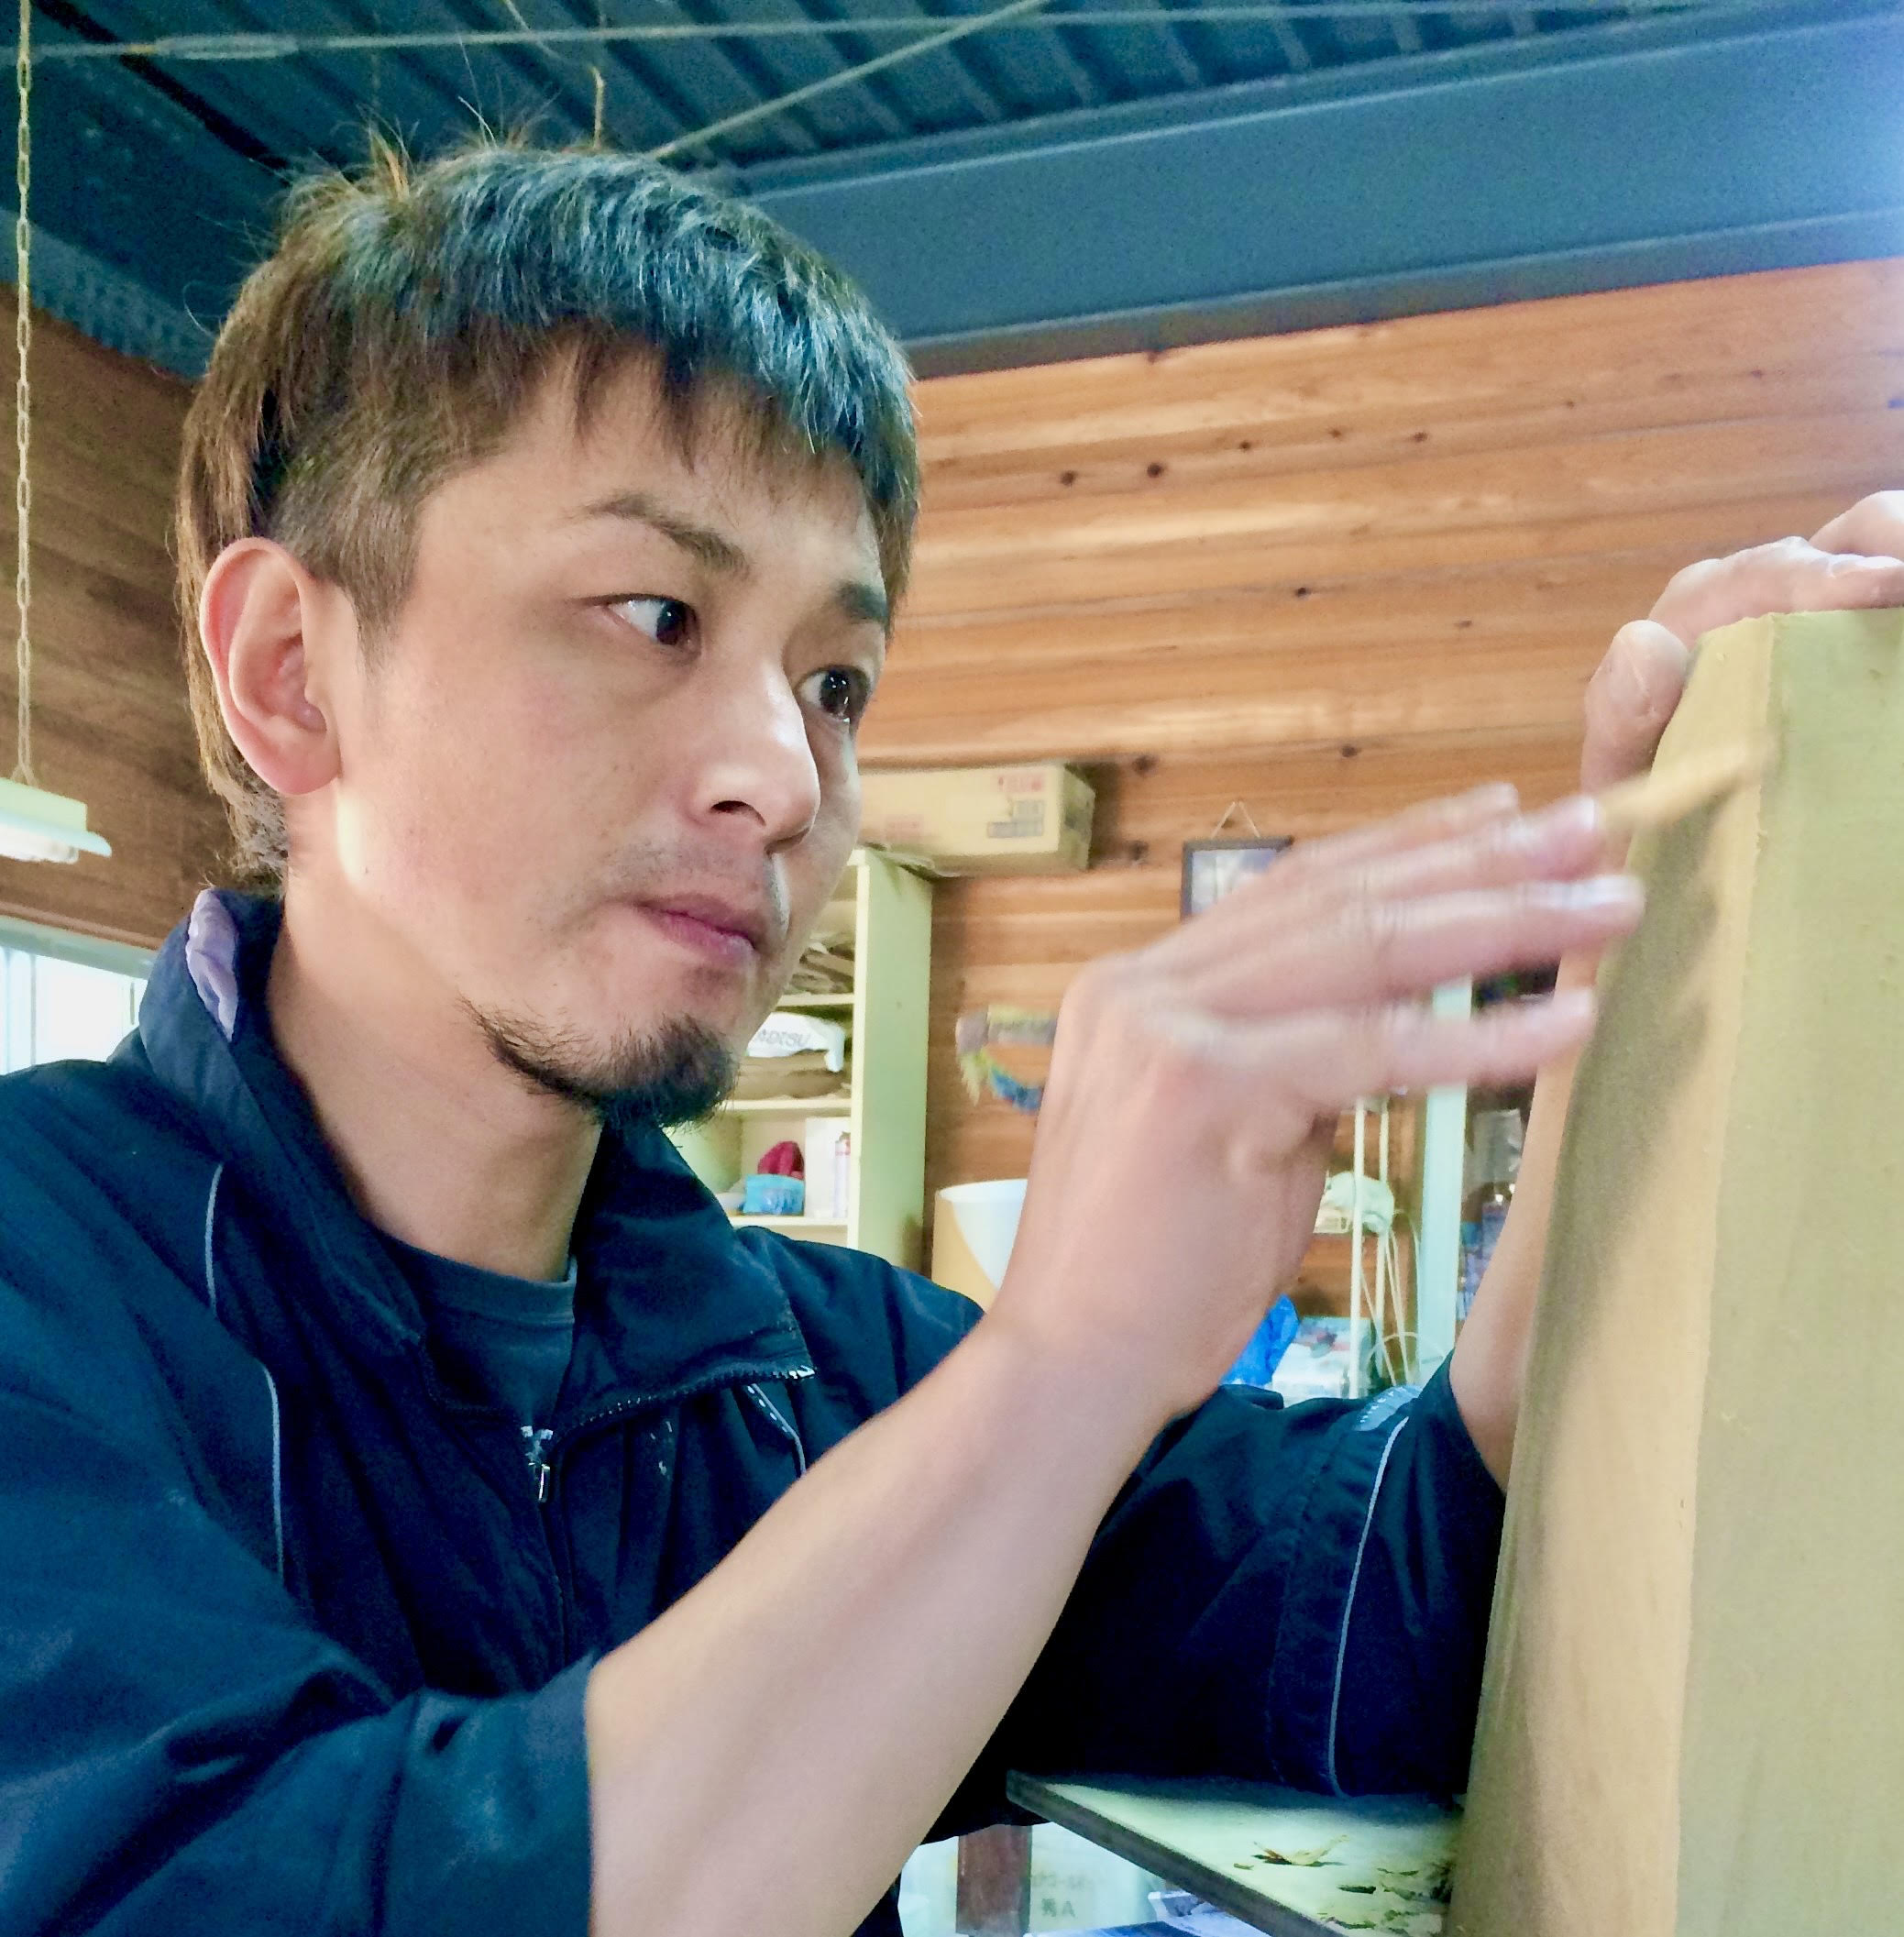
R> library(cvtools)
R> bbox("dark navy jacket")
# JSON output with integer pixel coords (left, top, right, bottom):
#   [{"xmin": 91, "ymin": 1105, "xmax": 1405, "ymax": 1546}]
[{"xmin": 0, "ymin": 892, "xmax": 1505, "ymax": 1935}]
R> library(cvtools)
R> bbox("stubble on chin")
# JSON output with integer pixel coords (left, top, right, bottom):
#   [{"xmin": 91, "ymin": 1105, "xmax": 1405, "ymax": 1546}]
[{"xmin": 469, "ymin": 1003, "xmax": 739, "ymax": 1132}]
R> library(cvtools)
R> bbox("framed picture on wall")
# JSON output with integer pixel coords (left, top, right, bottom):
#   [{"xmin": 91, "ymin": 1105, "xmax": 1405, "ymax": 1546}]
[{"xmin": 1180, "ymin": 836, "xmax": 1293, "ymax": 919}]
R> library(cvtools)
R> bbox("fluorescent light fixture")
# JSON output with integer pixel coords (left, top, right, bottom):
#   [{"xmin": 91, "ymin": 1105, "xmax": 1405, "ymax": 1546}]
[{"xmin": 0, "ymin": 775, "xmax": 112, "ymax": 864}]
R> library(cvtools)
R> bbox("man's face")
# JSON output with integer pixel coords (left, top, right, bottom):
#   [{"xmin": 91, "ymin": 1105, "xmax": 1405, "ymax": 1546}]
[{"xmin": 301, "ymin": 359, "xmax": 886, "ymax": 1117}]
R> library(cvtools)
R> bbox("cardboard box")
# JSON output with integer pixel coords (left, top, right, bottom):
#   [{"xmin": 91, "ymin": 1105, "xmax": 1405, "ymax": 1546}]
[{"xmin": 858, "ymin": 764, "xmax": 1094, "ymax": 875}]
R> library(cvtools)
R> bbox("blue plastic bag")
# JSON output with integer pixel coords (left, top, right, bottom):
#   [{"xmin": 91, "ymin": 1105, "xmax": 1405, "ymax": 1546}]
[{"xmin": 1222, "ymin": 1293, "xmax": 1299, "ymax": 1389}]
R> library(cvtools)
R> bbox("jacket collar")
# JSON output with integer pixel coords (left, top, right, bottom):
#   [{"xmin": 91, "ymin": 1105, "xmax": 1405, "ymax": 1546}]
[{"xmin": 135, "ymin": 889, "xmax": 813, "ymax": 1403}]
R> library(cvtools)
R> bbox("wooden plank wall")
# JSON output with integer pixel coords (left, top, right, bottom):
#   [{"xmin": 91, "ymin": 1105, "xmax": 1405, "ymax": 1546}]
[
  {"xmin": 0, "ymin": 292, "xmax": 224, "ymax": 951},
  {"xmin": 864, "ymin": 259, "xmax": 1904, "ymax": 1216},
  {"xmin": 1, "ymin": 253, "xmax": 1898, "ymax": 1176}
]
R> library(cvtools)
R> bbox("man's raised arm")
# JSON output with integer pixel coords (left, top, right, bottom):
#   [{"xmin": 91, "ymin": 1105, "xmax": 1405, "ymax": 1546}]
[{"xmin": 586, "ymin": 785, "xmax": 1636, "ymax": 1935}]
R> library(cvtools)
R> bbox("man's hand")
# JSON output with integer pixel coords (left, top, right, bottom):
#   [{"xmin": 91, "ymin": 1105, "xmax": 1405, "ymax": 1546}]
[
  {"xmin": 1582, "ymin": 493, "xmax": 1904, "ymax": 792},
  {"xmin": 993, "ymin": 787, "xmax": 1643, "ymax": 1429},
  {"xmin": 1451, "ymin": 492, "xmax": 1904, "ymax": 1484}
]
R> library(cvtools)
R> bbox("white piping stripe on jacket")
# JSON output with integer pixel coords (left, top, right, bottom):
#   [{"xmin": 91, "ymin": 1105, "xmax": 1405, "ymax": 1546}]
[
  {"xmin": 260, "ymin": 1363, "xmax": 285, "ymax": 1582},
  {"xmin": 1324, "ymin": 1413, "xmax": 1410, "ymax": 1798},
  {"xmin": 201, "ymin": 1163, "xmax": 225, "ymax": 1317},
  {"xmin": 202, "ymin": 1161, "xmax": 285, "ymax": 1584},
  {"xmin": 744, "ymin": 1381, "xmax": 808, "ymax": 1476}
]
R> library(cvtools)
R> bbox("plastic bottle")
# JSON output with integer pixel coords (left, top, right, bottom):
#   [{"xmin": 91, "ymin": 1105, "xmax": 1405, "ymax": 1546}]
[
  {"xmin": 1458, "ymin": 1108, "xmax": 1524, "ymax": 1319},
  {"xmin": 833, "ymin": 1132, "xmax": 852, "ymax": 1224}
]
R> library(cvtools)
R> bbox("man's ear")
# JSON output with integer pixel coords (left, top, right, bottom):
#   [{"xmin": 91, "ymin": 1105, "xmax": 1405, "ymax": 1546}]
[{"xmin": 198, "ymin": 537, "xmax": 342, "ymax": 799}]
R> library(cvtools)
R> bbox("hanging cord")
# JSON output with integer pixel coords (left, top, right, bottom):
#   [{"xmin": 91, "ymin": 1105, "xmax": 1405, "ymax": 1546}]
[
  {"xmin": 10, "ymin": 0, "xmax": 30, "ymax": 787},
  {"xmin": 591, "ymin": 0, "xmax": 606, "ymax": 147},
  {"xmin": 648, "ymin": 0, "xmax": 1053, "ymax": 163},
  {"xmin": 501, "ymin": 0, "xmax": 605, "ymax": 147},
  {"xmin": 12, "ymin": 5, "xmax": 1714, "ymax": 61}
]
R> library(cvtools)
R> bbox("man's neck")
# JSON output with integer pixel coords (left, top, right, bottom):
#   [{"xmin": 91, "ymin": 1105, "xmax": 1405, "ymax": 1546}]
[{"xmin": 266, "ymin": 885, "xmax": 600, "ymax": 1283}]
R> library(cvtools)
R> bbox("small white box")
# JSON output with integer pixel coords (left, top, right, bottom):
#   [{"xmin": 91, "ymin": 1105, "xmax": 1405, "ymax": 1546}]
[{"xmin": 802, "ymin": 1117, "xmax": 851, "ymax": 1221}]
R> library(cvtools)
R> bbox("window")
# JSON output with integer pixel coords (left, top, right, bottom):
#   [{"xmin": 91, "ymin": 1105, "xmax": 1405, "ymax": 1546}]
[{"xmin": 0, "ymin": 917, "xmax": 151, "ymax": 1075}]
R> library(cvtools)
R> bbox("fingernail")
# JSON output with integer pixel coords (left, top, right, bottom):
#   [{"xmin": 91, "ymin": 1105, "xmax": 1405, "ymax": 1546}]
[
  {"xmin": 1562, "ymin": 875, "xmax": 1645, "ymax": 914},
  {"xmin": 1525, "ymin": 795, "xmax": 1603, "ymax": 843},
  {"xmin": 1461, "ymin": 782, "xmax": 1521, "ymax": 815},
  {"xmin": 1546, "ymin": 987, "xmax": 1596, "ymax": 1026}
]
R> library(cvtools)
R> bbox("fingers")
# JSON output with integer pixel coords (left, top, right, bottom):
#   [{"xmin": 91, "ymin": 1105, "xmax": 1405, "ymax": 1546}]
[
  {"xmin": 1319, "ymin": 795, "xmax": 1606, "ymax": 906},
  {"xmin": 1810, "ymin": 490, "xmax": 1904, "ymax": 559},
  {"xmin": 1225, "ymin": 991, "xmax": 1599, "ymax": 1157},
  {"xmin": 1268, "ymin": 783, "xmax": 1521, "ymax": 885},
  {"xmin": 1649, "ymin": 535, "xmax": 1904, "ymax": 647},
  {"xmin": 1333, "ymin": 987, "xmax": 1599, "ymax": 1095},
  {"xmin": 1188, "ymin": 871, "xmax": 1641, "ymax": 1019},
  {"xmin": 1169, "ymin": 793, "xmax": 1611, "ymax": 979},
  {"xmin": 1586, "ymin": 502, "xmax": 1904, "ymax": 795},
  {"xmin": 1580, "ymin": 620, "xmax": 1692, "ymax": 791}
]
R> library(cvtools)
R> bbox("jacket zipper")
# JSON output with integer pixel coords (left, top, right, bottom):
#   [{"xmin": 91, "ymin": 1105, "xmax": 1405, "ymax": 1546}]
[
  {"xmin": 526, "ymin": 1368, "xmax": 814, "ymax": 1662},
  {"xmin": 522, "ymin": 1425, "xmax": 556, "ymax": 1505},
  {"xmin": 545, "ymin": 1362, "xmax": 815, "ymax": 1469},
  {"xmin": 744, "ymin": 1381, "xmax": 809, "ymax": 1476}
]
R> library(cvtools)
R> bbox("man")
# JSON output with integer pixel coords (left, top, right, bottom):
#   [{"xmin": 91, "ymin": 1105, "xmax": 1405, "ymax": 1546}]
[{"xmin": 1, "ymin": 140, "xmax": 1898, "ymax": 1936}]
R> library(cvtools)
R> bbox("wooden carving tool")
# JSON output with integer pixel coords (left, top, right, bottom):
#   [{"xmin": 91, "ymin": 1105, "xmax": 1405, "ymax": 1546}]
[{"xmin": 1592, "ymin": 737, "xmax": 1773, "ymax": 837}]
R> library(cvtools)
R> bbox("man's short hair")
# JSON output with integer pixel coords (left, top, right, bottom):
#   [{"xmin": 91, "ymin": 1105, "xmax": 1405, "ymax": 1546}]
[{"xmin": 175, "ymin": 138, "xmax": 919, "ymax": 882}]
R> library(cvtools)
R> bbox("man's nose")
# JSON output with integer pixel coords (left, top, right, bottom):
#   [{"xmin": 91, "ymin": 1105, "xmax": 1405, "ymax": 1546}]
[{"xmin": 688, "ymin": 662, "xmax": 822, "ymax": 852}]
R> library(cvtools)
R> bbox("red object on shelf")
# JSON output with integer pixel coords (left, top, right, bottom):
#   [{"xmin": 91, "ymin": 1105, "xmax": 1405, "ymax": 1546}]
[{"xmin": 756, "ymin": 1139, "xmax": 804, "ymax": 1177}]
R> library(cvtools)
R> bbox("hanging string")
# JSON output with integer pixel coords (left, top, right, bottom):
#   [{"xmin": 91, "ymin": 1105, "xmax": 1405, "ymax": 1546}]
[
  {"xmin": 11, "ymin": 0, "xmax": 31, "ymax": 787},
  {"xmin": 497, "ymin": 0, "xmax": 602, "ymax": 147},
  {"xmin": 1208, "ymin": 799, "xmax": 1262, "ymax": 839},
  {"xmin": 591, "ymin": 0, "xmax": 607, "ymax": 146}
]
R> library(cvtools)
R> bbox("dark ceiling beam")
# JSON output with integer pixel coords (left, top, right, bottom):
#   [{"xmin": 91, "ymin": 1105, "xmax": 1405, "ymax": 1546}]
[
  {"xmin": 734, "ymin": 2, "xmax": 1904, "ymax": 372},
  {"xmin": 813, "ymin": 0, "xmax": 1012, "ymax": 128},
  {"xmin": 10, "ymin": 10, "xmax": 279, "ymax": 366},
  {"xmin": 6, "ymin": 221, "xmax": 204, "ymax": 372},
  {"xmin": 1129, "ymin": 1, "xmax": 1207, "ymax": 89},
  {"xmin": 33, "ymin": 0, "xmax": 288, "ymax": 170},
  {"xmin": 721, "ymin": 0, "xmax": 912, "ymax": 145},
  {"xmin": 1258, "ymin": 5, "xmax": 1315, "ymax": 74}
]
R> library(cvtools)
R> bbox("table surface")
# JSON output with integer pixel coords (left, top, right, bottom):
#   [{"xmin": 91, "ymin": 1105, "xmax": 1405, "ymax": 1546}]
[{"xmin": 1005, "ymin": 1773, "xmax": 1458, "ymax": 1937}]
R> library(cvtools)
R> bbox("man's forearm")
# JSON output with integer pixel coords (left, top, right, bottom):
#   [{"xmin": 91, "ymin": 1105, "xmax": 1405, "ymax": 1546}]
[
  {"xmin": 1447, "ymin": 963, "xmax": 1591, "ymax": 1486},
  {"xmin": 584, "ymin": 1313, "xmax": 1161, "ymax": 1937}
]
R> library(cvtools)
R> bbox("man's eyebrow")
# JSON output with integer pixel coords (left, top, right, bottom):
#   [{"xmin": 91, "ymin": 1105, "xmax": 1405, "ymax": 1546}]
[
  {"xmin": 576, "ymin": 487, "xmax": 887, "ymax": 630},
  {"xmin": 573, "ymin": 490, "xmax": 747, "ymax": 575},
  {"xmin": 838, "ymin": 578, "xmax": 890, "ymax": 633}
]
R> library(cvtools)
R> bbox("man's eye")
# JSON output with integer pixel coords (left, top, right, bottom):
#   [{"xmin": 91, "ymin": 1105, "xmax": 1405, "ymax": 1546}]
[
  {"xmin": 614, "ymin": 597, "xmax": 694, "ymax": 647},
  {"xmin": 802, "ymin": 666, "xmax": 872, "ymax": 726}
]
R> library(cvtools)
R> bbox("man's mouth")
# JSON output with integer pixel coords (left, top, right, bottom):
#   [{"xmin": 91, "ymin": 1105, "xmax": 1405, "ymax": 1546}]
[{"xmin": 637, "ymin": 894, "xmax": 778, "ymax": 967}]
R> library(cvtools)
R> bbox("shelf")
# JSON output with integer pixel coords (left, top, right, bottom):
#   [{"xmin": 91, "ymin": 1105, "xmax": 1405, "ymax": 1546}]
[
  {"xmin": 666, "ymin": 851, "xmax": 930, "ymax": 1271},
  {"xmin": 729, "ymin": 1214, "xmax": 848, "ymax": 1232},
  {"xmin": 721, "ymin": 1094, "xmax": 852, "ymax": 1116}
]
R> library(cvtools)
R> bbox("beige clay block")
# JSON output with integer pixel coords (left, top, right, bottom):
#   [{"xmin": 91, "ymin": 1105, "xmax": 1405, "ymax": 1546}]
[{"xmin": 1450, "ymin": 607, "xmax": 1904, "ymax": 1937}]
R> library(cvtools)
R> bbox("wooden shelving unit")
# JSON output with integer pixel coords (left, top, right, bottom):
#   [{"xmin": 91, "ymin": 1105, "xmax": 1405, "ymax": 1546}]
[
  {"xmin": 731, "ymin": 1215, "xmax": 849, "ymax": 1236},
  {"xmin": 721, "ymin": 1095, "xmax": 853, "ymax": 1117},
  {"xmin": 670, "ymin": 850, "xmax": 933, "ymax": 1271}
]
